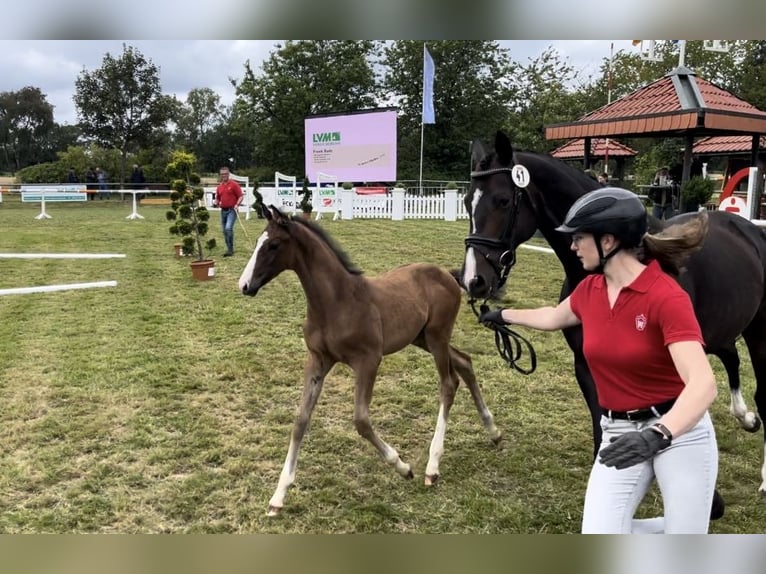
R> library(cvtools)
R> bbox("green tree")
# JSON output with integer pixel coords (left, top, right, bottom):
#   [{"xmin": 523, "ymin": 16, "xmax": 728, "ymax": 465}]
[
  {"xmin": 174, "ymin": 87, "xmax": 225, "ymax": 162},
  {"xmin": 506, "ymin": 46, "xmax": 590, "ymax": 153},
  {"xmin": 731, "ymin": 41, "xmax": 766, "ymax": 111},
  {"xmin": 233, "ymin": 40, "xmax": 380, "ymax": 176},
  {"xmin": 0, "ymin": 86, "xmax": 56, "ymax": 172},
  {"xmin": 383, "ymin": 40, "xmax": 515, "ymax": 181},
  {"xmin": 74, "ymin": 44, "xmax": 175, "ymax": 184}
]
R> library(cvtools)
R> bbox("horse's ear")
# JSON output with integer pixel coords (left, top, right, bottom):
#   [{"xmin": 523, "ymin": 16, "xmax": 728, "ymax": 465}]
[
  {"xmin": 269, "ymin": 204, "xmax": 289, "ymax": 225},
  {"xmin": 470, "ymin": 138, "xmax": 488, "ymax": 169},
  {"xmin": 261, "ymin": 203, "xmax": 273, "ymax": 220},
  {"xmin": 495, "ymin": 131, "xmax": 513, "ymax": 167}
]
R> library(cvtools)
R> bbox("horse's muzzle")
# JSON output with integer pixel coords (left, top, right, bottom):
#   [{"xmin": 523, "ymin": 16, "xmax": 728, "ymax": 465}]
[
  {"xmin": 466, "ymin": 275, "xmax": 491, "ymax": 299},
  {"xmin": 241, "ymin": 284, "xmax": 260, "ymax": 297}
]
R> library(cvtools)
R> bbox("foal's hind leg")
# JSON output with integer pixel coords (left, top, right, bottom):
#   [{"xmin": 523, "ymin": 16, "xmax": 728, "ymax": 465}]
[
  {"xmin": 268, "ymin": 352, "xmax": 334, "ymax": 516},
  {"xmin": 716, "ymin": 344, "xmax": 761, "ymax": 432},
  {"xmin": 351, "ymin": 357, "xmax": 414, "ymax": 480},
  {"xmin": 449, "ymin": 345, "xmax": 502, "ymax": 444}
]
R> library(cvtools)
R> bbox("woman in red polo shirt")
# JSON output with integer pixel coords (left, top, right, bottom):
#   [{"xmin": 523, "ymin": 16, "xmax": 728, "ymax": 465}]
[{"xmin": 480, "ymin": 187, "xmax": 717, "ymax": 534}]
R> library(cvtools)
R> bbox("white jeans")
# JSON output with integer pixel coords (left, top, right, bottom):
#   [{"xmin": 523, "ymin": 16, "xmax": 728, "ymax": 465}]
[{"xmin": 581, "ymin": 411, "xmax": 718, "ymax": 534}]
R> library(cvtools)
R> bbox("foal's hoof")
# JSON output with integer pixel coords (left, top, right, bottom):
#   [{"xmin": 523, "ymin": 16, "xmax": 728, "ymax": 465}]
[
  {"xmin": 266, "ymin": 505, "xmax": 282, "ymax": 517},
  {"xmin": 746, "ymin": 415, "xmax": 762, "ymax": 433},
  {"xmin": 424, "ymin": 473, "xmax": 439, "ymax": 486},
  {"xmin": 405, "ymin": 469, "xmax": 414, "ymax": 480},
  {"xmin": 491, "ymin": 431, "xmax": 503, "ymax": 446}
]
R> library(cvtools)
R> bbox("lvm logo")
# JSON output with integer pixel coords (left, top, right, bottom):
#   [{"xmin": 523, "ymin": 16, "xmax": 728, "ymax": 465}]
[{"xmin": 313, "ymin": 132, "xmax": 341, "ymax": 144}]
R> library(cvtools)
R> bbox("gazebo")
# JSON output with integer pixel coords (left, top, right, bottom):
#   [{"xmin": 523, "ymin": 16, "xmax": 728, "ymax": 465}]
[
  {"xmin": 551, "ymin": 138, "xmax": 637, "ymax": 182},
  {"xmin": 545, "ymin": 66, "xmax": 766, "ymax": 185}
]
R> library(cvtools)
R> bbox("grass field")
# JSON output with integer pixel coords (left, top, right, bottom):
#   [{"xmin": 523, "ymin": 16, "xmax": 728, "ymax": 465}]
[{"xmin": 1, "ymin": 196, "xmax": 764, "ymax": 533}]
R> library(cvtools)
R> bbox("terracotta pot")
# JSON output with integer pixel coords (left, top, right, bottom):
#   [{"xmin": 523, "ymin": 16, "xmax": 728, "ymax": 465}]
[{"xmin": 190, "ymin": 259, "xmax": 216, "ymax": 281}]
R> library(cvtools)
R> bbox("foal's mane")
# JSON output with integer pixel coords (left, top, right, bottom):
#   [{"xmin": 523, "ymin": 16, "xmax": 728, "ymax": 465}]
[{"xmin": 290, "ymin": 216, "xmax": 363, "ymax": 275}]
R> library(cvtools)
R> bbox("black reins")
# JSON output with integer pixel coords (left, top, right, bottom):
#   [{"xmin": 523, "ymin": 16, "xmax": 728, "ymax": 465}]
[{"xmin": 464, "ymin": 165, "xmax": 537, "ymax": 375}]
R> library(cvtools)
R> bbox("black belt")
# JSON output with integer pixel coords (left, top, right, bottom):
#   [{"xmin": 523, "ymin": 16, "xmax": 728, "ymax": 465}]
[{"xmin": 601, "ymin": 398, "xmax": 676, "ymax": 421}]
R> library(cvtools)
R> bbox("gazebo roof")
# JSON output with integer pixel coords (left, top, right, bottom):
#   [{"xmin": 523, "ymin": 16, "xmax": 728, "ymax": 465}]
[
  {"xmin": 546, "ymin": 67, "xmax": 766, "ymax": 140},
  {"xmin": 551, "ymin": 138, "xmax": 637, "ymax": 159},
  {"xmin": 692, "ymin": 134, "xmax": 766, "ymax": 155}
]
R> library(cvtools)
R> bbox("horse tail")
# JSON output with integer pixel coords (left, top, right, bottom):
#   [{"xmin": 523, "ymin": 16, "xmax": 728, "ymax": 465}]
[{"xmin": 641, "ymin": 211, "xmax": 709, "ymax": 275}]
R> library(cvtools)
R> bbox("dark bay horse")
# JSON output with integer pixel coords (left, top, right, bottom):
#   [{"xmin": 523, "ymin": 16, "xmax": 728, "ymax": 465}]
[
  {"xmin": 239, "ymin": 205, "xmax": 501, "ymax": 515},
  {"xmin": 460, "ymin": 131, "xmax": 766, "ymax": 506}
]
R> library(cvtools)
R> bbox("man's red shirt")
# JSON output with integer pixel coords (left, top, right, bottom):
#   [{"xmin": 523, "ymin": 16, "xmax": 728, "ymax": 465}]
[{"xmin": 216, "ymin": 179, "xmax": 243, "ymax": 209}]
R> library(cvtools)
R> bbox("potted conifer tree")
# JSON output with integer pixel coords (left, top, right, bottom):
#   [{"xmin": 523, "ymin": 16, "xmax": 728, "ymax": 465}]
[
  {"xmin": 681, "ymin": 176, "xmax": 715, "ymax": 213},
  {"xmin": 299, "ymin": 177, "xmax": 313, "ymax": 217},
  {"xmin": 165, "ymin": 151, "xmax": 217, "ymax": 281}
]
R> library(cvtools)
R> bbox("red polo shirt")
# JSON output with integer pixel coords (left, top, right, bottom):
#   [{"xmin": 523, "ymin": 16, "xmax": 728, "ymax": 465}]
[
  {"xmin": 569, "ymin": 260, "xmax": 704, "ymax": 411},
  {"xmin": 216, "ymin": 179, "xmax": 243, "ymax": 209}
]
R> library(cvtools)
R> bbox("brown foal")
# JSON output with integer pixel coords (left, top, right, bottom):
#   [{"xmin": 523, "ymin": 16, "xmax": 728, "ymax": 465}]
[{"xmin": 239, "ymin": 205, "xmax": 501, "ymax": 516}]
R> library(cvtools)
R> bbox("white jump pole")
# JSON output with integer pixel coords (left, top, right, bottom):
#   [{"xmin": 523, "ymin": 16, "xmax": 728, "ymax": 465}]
[
  {"xmin": 520, "ymin": 244, "xmax": 554, "ymax": 254},
  {"xmin": 0, "ymin": 280, "xmax": 118, "ymax": 297},
  {"xmin": 0, "ymin": 253, "xmax": 126, "ymax": 259}
]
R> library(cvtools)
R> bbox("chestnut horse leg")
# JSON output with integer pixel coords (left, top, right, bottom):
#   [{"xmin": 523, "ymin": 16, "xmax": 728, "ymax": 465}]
[
  {"xmin": 449, "ymin": 345, "xmax": 502, "ymax": 445},
  {"xmin": 351, "ymin": 358, "xmax": 414, "ymax": 480},
  {"xmin": 424, "ymin": 339, "xmax": 459, "ymax": 486},
  {"xmin": 267, "ymin": 352, "xmax": 334, "ymax": 516}
]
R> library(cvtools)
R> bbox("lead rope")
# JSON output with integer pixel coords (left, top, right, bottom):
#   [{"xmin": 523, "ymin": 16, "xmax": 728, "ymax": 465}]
[
  {"xmin": 235, "ymin": 209, "xmax": 255, "ymax": 250},
  {"xmin": 468, "ymin": 297, "xmax": 537, "ymax": 375}
]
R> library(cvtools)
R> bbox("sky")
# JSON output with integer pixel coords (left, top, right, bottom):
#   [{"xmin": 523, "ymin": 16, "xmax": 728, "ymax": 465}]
[{"xmin": 0, "ymin": 40, "xmax": 640, "ymax": 126}]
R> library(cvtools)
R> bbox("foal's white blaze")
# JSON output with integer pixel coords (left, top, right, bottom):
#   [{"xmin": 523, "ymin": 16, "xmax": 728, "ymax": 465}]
[
  {"xmin": 462, "ymin": 190, "xmax": 483, "ymax": 288},
  {"xmin": 238, "ymin": 231, "xmax": 269, "ymax": 292}
]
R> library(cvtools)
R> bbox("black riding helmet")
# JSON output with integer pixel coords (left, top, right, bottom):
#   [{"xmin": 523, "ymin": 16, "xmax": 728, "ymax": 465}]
[
  {"xmin": 556, "ymin": 187, "xmax": 648, "ymax": 268},
  {"xmin": 556, "ymin": 187, "xmax": 648, "ymax": 246}
]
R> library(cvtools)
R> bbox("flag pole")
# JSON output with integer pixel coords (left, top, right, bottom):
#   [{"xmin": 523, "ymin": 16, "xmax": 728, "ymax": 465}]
[
  {"xmin": 604, "ymin": 41, "xmax": 614, "ymax": 175},
  {"xmin": 419, "ymin": 43, "xmax": 427, "ymax": 195},
  {"xmin": 420, "ymin": 43, "xmax": 435, "ymax": 195},
  {"xmin": 419, "ymin": 119, "xmax": 425, "ymax": 195}
]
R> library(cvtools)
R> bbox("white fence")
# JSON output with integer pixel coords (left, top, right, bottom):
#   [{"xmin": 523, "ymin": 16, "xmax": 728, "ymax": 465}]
[{"xmin": 256, "ymin": 187, "xmax": 469, "ymax": 221}]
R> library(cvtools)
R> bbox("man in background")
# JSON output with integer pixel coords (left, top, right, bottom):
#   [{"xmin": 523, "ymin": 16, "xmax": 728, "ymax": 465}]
[{"xmin": 214, "ymin": 166, "xmax": 243, "ymax": 257}]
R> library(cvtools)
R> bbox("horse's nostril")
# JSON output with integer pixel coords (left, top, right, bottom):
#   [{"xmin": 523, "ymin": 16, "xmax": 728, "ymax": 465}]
[{"xmin": 467, "ymin": 276, "xmax": 487, "ymax": 296}]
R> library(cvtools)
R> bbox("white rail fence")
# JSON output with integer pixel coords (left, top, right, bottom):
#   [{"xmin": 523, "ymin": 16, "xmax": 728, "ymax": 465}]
[{"xmin": 256, "ymin": 187, "xmax": 469, "ymax": 221}]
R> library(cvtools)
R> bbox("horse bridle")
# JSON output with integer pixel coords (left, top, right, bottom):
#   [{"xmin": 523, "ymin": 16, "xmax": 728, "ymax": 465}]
[
  {"xmin": 464, "ymin": 164, "xmax": 537, "ymax": 375},
  {"xmin": 464, "ymin": 166, "xmax": 523, "ymax": 293}
]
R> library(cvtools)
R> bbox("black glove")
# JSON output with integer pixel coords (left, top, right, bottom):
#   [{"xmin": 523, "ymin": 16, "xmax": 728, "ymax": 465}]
[
  {"xmin": 598, "ymin": 426, "xmax": 671, "ymax": 470},
  {"xmin": 479, "ymin": 308, "xmax": 508, "ymax": 328}
]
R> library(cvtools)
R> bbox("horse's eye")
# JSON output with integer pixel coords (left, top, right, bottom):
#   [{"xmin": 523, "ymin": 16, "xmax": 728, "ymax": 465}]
[
  {"xmin": 495, "ymin": 195, "xmax": 511, "ymax": 209},
  {"xmin": 268, "ymin": 240, "xmax": 280, "ymax": 251}
]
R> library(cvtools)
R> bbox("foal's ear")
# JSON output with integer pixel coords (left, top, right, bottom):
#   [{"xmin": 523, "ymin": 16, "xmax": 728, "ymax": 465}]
[
  {"xmin": 495, "ymin": 131, "xmax": 514, "ymax": 167},
  {"xmin": 269, "ymin": 204, "xmax": 290, "ymax": 225},
  {"xmin": 470, "ymin": 138, "xmax": 489, "ymax": 169},
  {"xmin": 260, "ymin": 203, "xmax": 273, "ymax": 220}
]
